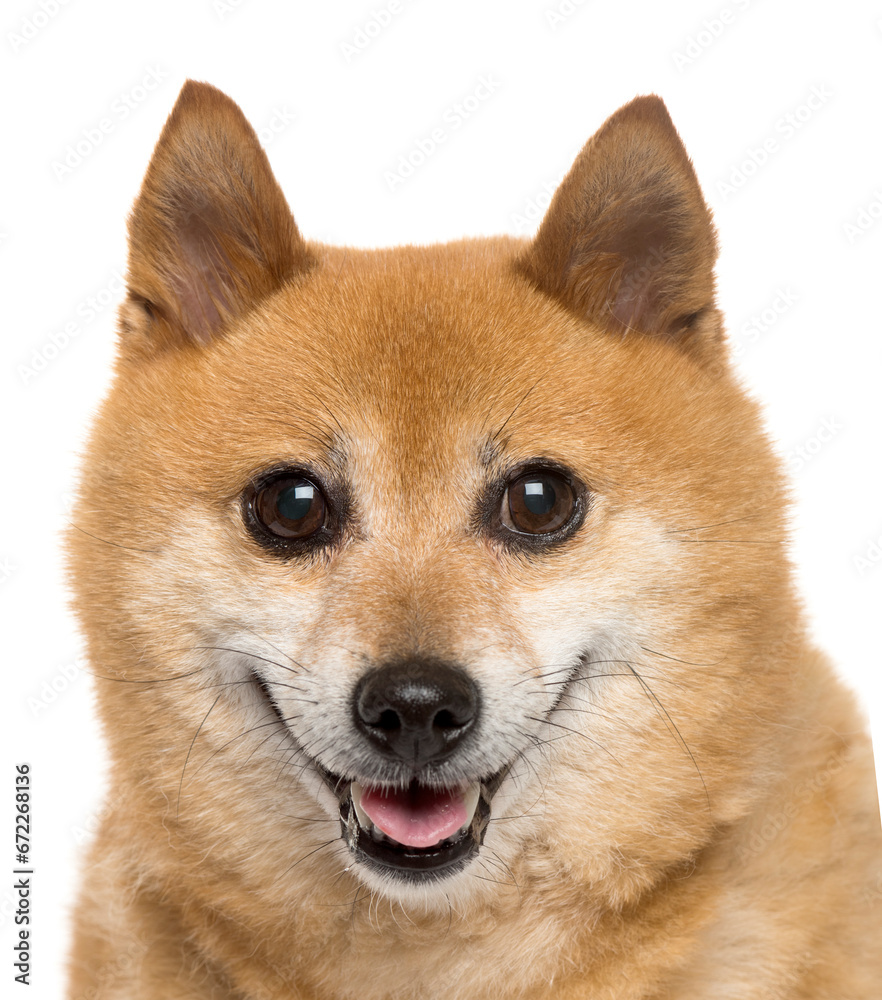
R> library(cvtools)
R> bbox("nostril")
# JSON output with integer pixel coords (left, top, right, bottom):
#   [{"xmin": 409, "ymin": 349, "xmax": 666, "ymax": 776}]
[
  {"xmin": 433, "ymin": 708, "xmax": 460, "ymax": 731},
  {"xmin": 376, "ymin": 708, "xmax": 401, "ymax": 732}
]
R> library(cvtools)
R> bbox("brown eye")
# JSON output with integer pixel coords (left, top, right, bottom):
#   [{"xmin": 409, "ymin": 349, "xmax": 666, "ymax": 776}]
[
  {"xmin": 503, "ymin": 471, "xmax": 576, "ymax": 535},
  {"xmin": 254, "ymin": 476, "xmax": 327, "ymax": 539}
]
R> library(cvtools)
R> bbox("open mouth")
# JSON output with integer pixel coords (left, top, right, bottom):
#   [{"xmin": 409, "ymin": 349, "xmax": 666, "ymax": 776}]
[
  {"xmin": 251, "ymin": 670, "xmax": 504, "ymax": 881},
  {"xmin": 250, "ymin": 667, "xmax": 526, "ymax": 881},
  {"xmin": 323, "ymin": 771, "xmax": 504, "ymax": 881}
]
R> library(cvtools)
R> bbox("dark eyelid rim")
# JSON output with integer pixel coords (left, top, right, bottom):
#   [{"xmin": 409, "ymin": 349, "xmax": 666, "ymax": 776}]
[
  {"xmin": 474, "ymin": 458, "xmax": 589, "ymax": 550},
  {"xmin": 241, "ymin": 464, "xmax": 350, "ymax": 556}
]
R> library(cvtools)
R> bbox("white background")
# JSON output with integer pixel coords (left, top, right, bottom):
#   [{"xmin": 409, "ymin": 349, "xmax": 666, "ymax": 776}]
[{"xmin": 2, "ymin": 1, "xmax": 881, "ymax": 996}]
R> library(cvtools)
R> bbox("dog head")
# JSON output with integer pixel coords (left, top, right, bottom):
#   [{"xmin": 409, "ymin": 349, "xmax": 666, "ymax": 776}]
[{"xmin": 69, "ymin": 82, "xmax": 798, "ymax": 911}]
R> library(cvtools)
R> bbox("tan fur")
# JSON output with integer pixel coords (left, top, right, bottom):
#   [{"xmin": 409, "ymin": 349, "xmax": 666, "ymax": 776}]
[{"xmin": 66, "ymin": 82, "xmax": 881, "ymax": 999}]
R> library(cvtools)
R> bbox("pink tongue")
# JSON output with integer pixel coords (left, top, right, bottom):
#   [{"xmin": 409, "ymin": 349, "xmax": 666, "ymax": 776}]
[{"xmin": 359, "ymin": 784, "xmax": 467, "ymax": 848}]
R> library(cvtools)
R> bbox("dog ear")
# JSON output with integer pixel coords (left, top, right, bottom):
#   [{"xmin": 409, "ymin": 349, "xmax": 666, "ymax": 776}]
[
  {"xmin": 517, "ymin": 95, "xmax": 719, "ymax": 356},
  {"xmin": 123, "ymin": 80, "xmax": 313, "ymax": 353}
]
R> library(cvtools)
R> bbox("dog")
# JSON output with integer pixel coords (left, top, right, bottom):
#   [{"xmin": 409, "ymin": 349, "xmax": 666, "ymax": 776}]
[{"xmin": 66, "ymin": 81, "xmax": 881, "ymax": 999}]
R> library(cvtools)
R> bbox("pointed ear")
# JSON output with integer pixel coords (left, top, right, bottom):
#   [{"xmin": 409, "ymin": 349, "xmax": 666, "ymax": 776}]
[
  {"xmin": 517, "ymin": 95, "xmax": 719, "ymax": 357},
  {"xmin": 123, "ymin": 80, "xmax": 314, "ymax": 352}
]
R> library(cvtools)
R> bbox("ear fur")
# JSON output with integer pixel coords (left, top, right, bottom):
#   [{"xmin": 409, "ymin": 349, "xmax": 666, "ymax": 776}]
[
  {"xmin": 124, "ymin": 80, "xmax": 313, "ymax": 352},
  {"xmin": 517, "ymin": 95, "xmax": 720, "ymax": 356}
]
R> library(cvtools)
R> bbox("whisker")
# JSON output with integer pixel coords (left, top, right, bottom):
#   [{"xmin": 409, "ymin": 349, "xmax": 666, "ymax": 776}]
[
  {"xmin": 526, "ymin": 715, "xmax": 619, "ymax": 763},
  {"xmin": 271, "ymin": 839, "xmax": 339, "ymax": 886},
  {"xmin": 670, "ymin": 538, "xmax": 774, "ymax": 545},
  {"xmin": 91, "ymin": 665, "xmax": 208, "ymax": 685},
  {"xmin": 511, "ymin": 663, "xmax": 574, "ymax": 688},
  {"xmin": 490, "ymin": 379, "xmax": 541, "ymax": 443},
  {"xmin": 188, "ymin": 717, "xmax": 298, "ymax": 781},
  {"xmin": 196, "ymin": 644, "xmax": 306, "ymax": 678},
  {"xmin": 638, "ymin": 645, "xmax": 723, "ymax": 668},
  {"xmin": 665, "ymin": 513, "xmax": 763, "ymax": 535},
  {"xmin": 622, "ymin": 661, "xmax": 711, "ymax": 811},
  {"xmin": 66, "ymin": 518, "xmax": 159, "ymax": 553},
  {"xmin": 177, "ymin": 693, "xmax": 223, "ymax": 817},
  {"xmin": 228, "ymin": 627, "xmax": 312, "ymax": 674}
]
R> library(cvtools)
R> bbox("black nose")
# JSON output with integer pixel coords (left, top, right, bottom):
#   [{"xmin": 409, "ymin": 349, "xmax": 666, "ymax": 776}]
[{"xmin": 354, "ymin": 659, "xmax": 479, "ymax": 769}]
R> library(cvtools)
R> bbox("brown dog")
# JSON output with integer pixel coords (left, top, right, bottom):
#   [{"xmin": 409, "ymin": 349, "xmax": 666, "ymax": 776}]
[{"xmin": 67, "ymin": 81, "xmax": 882, "ymax": 998}]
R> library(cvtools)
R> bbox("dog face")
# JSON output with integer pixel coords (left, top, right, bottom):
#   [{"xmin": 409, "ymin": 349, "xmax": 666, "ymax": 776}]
[{"xmin": 69, "ymin": 84, "xmax": 798, "ymax": 912}]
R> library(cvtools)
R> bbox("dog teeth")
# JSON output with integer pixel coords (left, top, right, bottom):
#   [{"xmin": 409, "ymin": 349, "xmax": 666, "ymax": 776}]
[
  {"xmin": 461, "ymin": 782, "xmax": 480, "ymax": 829},
  {"xmin": 351, "ymin": 782, "xmax": 397, "ymax": 843},
  {"xmin": 351, "ymin": 785, "xmax": 401, "ymax": 845},
  {"xmin": 349, "ymin": 781, "xmax": 397, "ymax": 844},
  {"xmin": 350, "ymin": 781, "xmax": 372, "ymax": 830}
]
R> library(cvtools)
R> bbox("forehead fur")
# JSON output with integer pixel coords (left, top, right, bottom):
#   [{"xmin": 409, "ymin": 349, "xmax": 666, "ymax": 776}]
[{"xmin": 105, "ymin": 237, "xmax": 778, "ymax": 519}]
